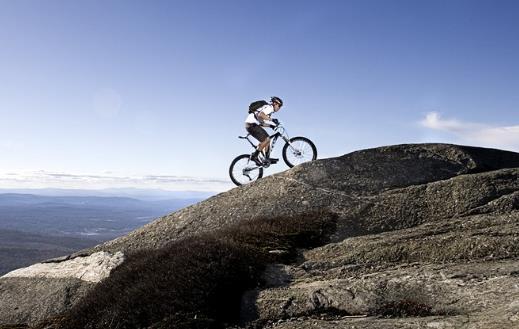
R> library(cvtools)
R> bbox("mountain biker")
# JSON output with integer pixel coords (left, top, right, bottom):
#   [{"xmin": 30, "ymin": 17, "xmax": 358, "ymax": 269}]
[{"xmin": 245, "ymin": 96, "xmax": 283, "ymax": 165}]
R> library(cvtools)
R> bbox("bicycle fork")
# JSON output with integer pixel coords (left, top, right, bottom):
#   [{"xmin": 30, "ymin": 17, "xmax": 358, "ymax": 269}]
[{"xmin": 281, "ymin": 136, "xmax": 302, "ymax": 155}]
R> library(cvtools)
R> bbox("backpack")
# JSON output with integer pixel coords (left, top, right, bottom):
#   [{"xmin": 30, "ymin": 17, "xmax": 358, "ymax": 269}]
[{"xmin": 248, "ymin": 100, "xmax": 268, "ymax": 114}]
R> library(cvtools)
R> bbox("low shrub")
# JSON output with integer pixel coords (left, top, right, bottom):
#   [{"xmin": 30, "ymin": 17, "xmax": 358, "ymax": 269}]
[
  {"xmin": 51, "ymin": 210, "xmax": 336, "ymax": 329},
  {"xmin": 368, "ymin": 283, "xmax": 448, "ymax": 318},
  {"xmin": 379, "ymin": 299, "xmax": 433, "ymax": 318}
]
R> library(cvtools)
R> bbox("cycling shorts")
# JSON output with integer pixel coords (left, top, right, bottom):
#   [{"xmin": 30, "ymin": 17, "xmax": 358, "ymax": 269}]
[{"xmin": 246, "ymin": 124, "xmax": 269, "ymax": 143}]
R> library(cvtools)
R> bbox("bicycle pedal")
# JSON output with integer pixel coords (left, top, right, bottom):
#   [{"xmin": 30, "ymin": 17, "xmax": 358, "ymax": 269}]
[{"xmin": 268, "ymin": 158, "xmax": 279, "ymax": 164}]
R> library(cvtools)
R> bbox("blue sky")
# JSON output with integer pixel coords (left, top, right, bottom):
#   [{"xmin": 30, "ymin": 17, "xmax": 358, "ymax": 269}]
[{"xmin": 0, "ymin": 0, "xmax": 518, "ymax": 192}]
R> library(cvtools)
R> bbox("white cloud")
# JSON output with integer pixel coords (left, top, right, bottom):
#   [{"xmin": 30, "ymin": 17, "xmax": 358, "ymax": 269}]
[
  {"xmin": 420, "ymin": 112, "xmax": 519, "ymax": 151},
  {"xmin": 421, "ymin": 112, "xmax": 475, "ymax": 131},
  {"xmin": 0, "ymin": 171, "xmax": 233, "ymax": 192}
]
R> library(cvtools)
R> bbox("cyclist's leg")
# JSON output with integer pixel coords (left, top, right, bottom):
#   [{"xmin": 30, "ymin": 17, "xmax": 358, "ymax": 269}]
[
  {"xmin": 247, "ymin": 125, "xmax": 269, "ymax": 163},
  {"xmin": 258, "ymin": 138, "xmax": 270, "ymax": 156}
]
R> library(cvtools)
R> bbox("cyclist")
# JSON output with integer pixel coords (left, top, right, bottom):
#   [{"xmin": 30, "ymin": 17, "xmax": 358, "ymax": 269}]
[{"xmin": 245, "ymin": 96, "xmax": 283, "ymax": 165}]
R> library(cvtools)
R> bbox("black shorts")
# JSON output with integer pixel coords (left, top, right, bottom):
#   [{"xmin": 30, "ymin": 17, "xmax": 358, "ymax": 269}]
[{"xmin": 246, "ymin": 124, "xmax": 269, "ymax": 143}]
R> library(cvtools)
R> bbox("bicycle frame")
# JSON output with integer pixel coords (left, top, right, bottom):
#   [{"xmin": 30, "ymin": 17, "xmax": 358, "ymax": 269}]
[{"xmin": 239, "ymin": 125, "xmax": 292, "ymax": 158}]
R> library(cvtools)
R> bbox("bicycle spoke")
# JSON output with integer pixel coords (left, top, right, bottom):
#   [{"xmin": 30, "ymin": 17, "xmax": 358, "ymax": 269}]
[
  {"xmin": 282, "ymin": 137, "xmax": 317, "ymax": 168},
  {"xmin": 229, "ymin": 155, "xmax": 263, "ymax": 185}
]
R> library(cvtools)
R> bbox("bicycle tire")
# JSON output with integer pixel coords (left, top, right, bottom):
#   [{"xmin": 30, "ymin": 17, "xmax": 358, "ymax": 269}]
[
  {"xmin": 229, "ymin": 154, "xmax": 264, "ymax": 186},
  {"xmin": 282, "ymin": 137, "xmax": 317, "ymax": 168}
]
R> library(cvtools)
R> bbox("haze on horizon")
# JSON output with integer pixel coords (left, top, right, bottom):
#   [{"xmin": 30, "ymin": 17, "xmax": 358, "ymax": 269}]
[{"xmin": 1, "ymin": 0, "xmax": 518, "ymax": 192}]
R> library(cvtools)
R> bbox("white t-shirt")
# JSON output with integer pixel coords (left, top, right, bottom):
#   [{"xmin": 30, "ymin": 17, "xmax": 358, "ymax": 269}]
[{"xmin": 245, "ymin": 104, "xmax": 274, "ymax": 125}]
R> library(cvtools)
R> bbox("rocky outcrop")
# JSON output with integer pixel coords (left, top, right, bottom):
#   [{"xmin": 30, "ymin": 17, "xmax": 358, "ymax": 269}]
[
  {"xmin": 88, "ymin": 144, "xmax": 519, "ymax": 254},
  {"xmin": 0, "ymin": 252, "xmax": 124, "ymax": 326},
  {"xmin": 247, "ymin": 212, "xmax": 519, "ymax": 328},
  {"xmin": 1, "ymin": 143, "xmax": 519, "ymax": 327},
  {"xmin": 0, "ymin": 277, "xmax": 93, "ymax": 326},
  {"xmin": 2, "ymin": 251, "xmax": 125, "ymax": 283}
]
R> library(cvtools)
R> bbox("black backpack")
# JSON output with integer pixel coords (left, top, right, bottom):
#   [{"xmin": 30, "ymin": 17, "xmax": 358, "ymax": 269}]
[{"xmin": 248, "ymin": 100, "xmax": 268, "ymax": 114}]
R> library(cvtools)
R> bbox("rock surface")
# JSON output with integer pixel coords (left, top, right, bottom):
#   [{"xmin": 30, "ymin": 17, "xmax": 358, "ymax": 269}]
[
  {"xmin": 0, "ymin": 251, "xmax": 124, "ymax": 326},
  {"xmin": 1, "ymin": 251, "xmax": 125, "ymax": 283},
  {"xmin": 86, "ymin": 144, "xmax": 519, "ymax": 254},
  {"xmin": 1, "ymin": 143, "xmax": 519, "ymax": 327},
  {"xmin": 0, "ymin": 277, "xmax": 93, "ymax": 326},
  {"xmin": 247, "ymin": 214, "xmax": 519, "ymax": 328}
]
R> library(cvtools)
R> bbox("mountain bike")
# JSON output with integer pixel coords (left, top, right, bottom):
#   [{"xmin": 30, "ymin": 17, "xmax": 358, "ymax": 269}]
[{"xmin": 229, "ymin": 122, "xmax": 317, "ymax": 186}]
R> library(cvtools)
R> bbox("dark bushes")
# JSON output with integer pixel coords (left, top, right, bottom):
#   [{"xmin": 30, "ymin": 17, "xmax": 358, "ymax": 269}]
[
  {"xmin": 379, "ymin": 299, "xmax": 433, "ymax": 318},
  {"xmin": 368, "ymin": 283, "xmax": 448, "ymax": 318},
  {"xmin": 52, "ymin": 210, "xmax": 336, "ymax": 329}
]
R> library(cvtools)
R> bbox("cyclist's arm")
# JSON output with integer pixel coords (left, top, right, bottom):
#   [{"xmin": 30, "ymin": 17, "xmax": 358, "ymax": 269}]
[{"xmin": 257, "ymin": 111, "xmax": 276, "ymax": 127}]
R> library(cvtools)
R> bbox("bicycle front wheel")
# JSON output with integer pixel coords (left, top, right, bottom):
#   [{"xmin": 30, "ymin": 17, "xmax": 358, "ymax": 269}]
[
  {"xmin": 229, "ymin": 154, "xmax": 264, "ymax": 186},
  {"xmin": 282, "ymin": 137, "xmax": 317, "ymax": 168}
]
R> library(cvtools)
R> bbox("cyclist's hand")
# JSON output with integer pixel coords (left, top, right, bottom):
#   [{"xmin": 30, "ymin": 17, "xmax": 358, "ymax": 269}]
[{"xmin": 272, "ymin": 118, "xmax": 279, "ymax": 125}]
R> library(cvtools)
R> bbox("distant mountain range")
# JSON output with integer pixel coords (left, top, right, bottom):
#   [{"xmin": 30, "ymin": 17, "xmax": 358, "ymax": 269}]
[
  {"xmin": 0, "ymin": 188, "xmax": 216, "ymax": 201},
  {"xmin": 0, "ymin": 190, "xmax": 209, "ymax": 275},
  {"xmin": 0, "ymin": 192, "xmax": 208, "ymax": 238},
  {"xmin": 0, "ymin": 228, "xmax": 97, "ymax": 275}
]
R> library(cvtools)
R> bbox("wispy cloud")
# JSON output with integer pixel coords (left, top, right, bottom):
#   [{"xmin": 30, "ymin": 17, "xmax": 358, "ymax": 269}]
[
  {"xmin": 0, "ymin": 171, "xmax": 233, "ymax": 192},
  {"xmin": 420, "ymin": 112, "xmax": 519, "ymax": 151}
]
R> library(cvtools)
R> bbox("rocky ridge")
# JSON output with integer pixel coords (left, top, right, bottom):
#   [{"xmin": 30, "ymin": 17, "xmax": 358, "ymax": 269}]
[{"xmin": 1, "ymin": 143, "xmax": 519, "ymax": 328}]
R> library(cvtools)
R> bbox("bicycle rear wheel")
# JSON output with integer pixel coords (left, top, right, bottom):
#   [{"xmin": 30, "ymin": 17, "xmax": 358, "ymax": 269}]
[
  {"xmin": 229, "ymin": 154, "xmax": 264, "ymax": 186},
  {"xmin": 282, "ymin": 137, "xmax": 317, "ymax": 168}
]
